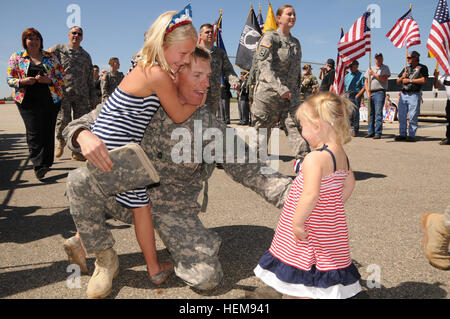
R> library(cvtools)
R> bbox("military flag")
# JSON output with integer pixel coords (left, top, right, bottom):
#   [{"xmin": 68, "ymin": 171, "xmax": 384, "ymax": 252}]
[
  {"xmin": 263, "ymin": 1, "xmax": 277, "ymax": 33},
  {"xmin": 214, "ymin": 10, "xmax": 226, "ymax": 53},
  {"xmin": 337, "ymin": 11, "xmax": 372, "ymax": 66},
  {"xmin": 427, "ymin": 0, "xmax": 450, "ymax": 74},
  {"xmin": 235, "ymin": 7, "xmax": 262, "ymax": 71},
  {"xmin": 386, "ymin": 8, "xmax": 421, "ymax": 49},
  {"xmin": 257, "ymin": 4, "xmax": 265, "ymax": 31}
]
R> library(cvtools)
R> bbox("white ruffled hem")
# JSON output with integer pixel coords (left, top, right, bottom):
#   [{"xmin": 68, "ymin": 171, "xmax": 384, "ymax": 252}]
[{"xmin": 254, "ymin": 265, "xmax": 362, "ymax": 299}]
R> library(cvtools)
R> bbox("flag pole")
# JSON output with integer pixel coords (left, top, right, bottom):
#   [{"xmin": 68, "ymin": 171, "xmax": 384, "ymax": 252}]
[{"xmin": 405, "ymin": 4, "xmax": 412, "ymax": 72}]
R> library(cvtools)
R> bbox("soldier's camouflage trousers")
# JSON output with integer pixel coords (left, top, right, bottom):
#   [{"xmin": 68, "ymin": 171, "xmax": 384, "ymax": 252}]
[
  {"xmin": 66, "ymin": 167, "xmax": 223, "ymax": 290},
  {"xmin": 251, "ymin": 98, "xmax": 310, "ymax": 160},
  {"xmin": 56, "ymin": 95, "xmax": 92, "ymax": 141}
]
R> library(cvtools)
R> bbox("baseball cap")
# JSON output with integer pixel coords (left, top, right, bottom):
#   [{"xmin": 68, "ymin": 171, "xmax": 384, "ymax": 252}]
[
  {"xmin": 326, "ymin": 58, "xmax": 335, "ymax": 67},
  {"xmin": 374, "ymin": 52, "xmax": 383, "ymax": 58},
  {"xmin": 410, "ymin": 51, "xmax": 420, "ymax": 58},
  {"xmin": 303, "ymin": 63, "xmax": 312, "ymax": 69}
]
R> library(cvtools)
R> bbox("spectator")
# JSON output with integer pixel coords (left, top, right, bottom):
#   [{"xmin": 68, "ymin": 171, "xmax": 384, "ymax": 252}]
[
  {"xmin": 198, "ymin": 23, "xmax": 239, "ymax": 122},
  {"xmin": 395, "ymin": 51, "xmax": 428, "ymax": 142},
  {"xmin": 6, "ymin": 28, "xmax": 65, "ymax": 181},
  {"xmin": 344, "ymin": 60, "xmax": 365, "ymax": 137},
  {"xmin": 300, "ymin": 64, "xmax": 319, "ymax": 102},
  {"xmin": 319, "ymin": 58, "xmax": 335, "ymax": 92},
  {"xmin": 433, "ymin": 69, "xmax": 450, "ymax": 145},
  {"xmin": 219, "ymin": 79, "xmax": 232, "ymax": 124},
  {"xmin": 238, "ymin": 71, "xmax": 250, "ymax": 125},
  {"xmin": 92, "ymin": 65, "xmax": 102, "ymax": 106},
  {"xmin": 49, "ymin": 26, "xmax": 95, "ymax": 160},
  {"xmin": 101, "ymin": 57, "xmax": 124, "ymax": 102},
  {"xmin": 364, "ymin": 52, "xmax": 391, "ymax": 139}
]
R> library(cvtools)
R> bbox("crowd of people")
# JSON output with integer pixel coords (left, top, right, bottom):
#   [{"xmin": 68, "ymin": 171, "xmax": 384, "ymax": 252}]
[{"xmin": 5, "ymin": 3, "xmax": 449, "ymax": 300}]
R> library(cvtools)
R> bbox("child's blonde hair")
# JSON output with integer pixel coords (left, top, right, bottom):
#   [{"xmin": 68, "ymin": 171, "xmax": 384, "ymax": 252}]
[
  {"xmin": 137, "ymin": 11, "xmax": 197, "ymax": 74},
  {"xmin": 297, "ymin": 92, "xmax": 354, "ymax": 145}
]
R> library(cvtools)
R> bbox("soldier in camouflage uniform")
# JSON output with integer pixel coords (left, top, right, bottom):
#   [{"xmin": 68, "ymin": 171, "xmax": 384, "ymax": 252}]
[
  {"xmin": 101, "ymin": 57, "xmax": 124, "ymax": 102},
  {"xmin": 199, "ymin": 24, "xmax": 240, "ymax": 121},
  {"xmin": 300, "ymin": 64, "xmax": 319, "ymax": 102},
  {"xmin": 50, "ymin": 26, "xmax": 95, "ymax": 160},
  {"xmin": 250, "ymin": 5, "xmax": 310, "ymax": 161},
  {"xmin": 62, "ymin": 51, "xmax": 292, "ymax": 297}
]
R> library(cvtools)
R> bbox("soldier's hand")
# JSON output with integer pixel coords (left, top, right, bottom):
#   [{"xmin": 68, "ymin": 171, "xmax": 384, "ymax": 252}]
[{"xmin": 77, "ymin": 130, "xmax": 113, "ymax": 172}]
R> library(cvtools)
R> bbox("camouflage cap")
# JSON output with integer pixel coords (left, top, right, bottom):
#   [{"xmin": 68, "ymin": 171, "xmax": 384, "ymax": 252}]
[{"xmin": 303, "ymin": 64, "xmax": 312, "ymax": 70}]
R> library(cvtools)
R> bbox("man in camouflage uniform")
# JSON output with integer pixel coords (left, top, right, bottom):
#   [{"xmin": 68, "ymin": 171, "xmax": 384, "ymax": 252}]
[
  {"xmin": 250, "ymin": 28, "xmax": 310, "ymax": 161},
  {"xmin": 199, "ymin": 24, "xmax": 240, "ymax": 121},
  {"xmin": 50, "ymin": 26, "xmax": 95, "ymax": 161},
  {"xmin": 300, "ymin": 64, "xmax": 319, "ymax": 102},
  {"xmin": 62, "ymin": 48, "xmax": 292, "ymax": 298}
]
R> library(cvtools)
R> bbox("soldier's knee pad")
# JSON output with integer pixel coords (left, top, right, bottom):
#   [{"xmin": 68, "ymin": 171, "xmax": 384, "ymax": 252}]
[{"xmin": 175, "ymin": 259, "xmax": 223, "ymax": 291}]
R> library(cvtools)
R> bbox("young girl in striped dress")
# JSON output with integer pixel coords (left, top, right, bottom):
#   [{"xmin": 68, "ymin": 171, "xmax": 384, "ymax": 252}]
[
  {"xmin": 89, "ymin": 5, "xmax": 202, "ymax": 284},
  {"xmin": 254, "ymin": 92, "xmax": 362, "ymax": 299}
]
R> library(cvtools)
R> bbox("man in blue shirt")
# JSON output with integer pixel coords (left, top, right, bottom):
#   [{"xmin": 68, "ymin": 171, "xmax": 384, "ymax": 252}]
[{"xmin": 345, "ymin": 60, "xmax": 365, "ymax": 136}]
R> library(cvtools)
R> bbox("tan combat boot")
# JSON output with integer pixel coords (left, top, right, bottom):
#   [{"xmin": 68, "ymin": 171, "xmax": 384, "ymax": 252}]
[
  {"xmin": 421, "ymin": 212, "xmax": 450, "ymax": 270},
  {"xmin": 55, "ymin": 139, "xmax": 66, "ymax": 158},
  {"xmin": 86, "ymin": 248, "xmax": 119, "ymax": 299},
  {"xmin": 63, "ymin": 236, "xmax": 88, "ymax": 273}
]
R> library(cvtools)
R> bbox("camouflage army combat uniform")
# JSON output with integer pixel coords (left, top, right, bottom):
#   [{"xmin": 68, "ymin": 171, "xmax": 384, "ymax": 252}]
[
  {"xmin": 300, "ymin": 73, "xmax": 319, "ymax": 102},
  {"xmin": 101, "ymin": 71, "xmax": 124, "ymax": 101},
  {"xmin": 250, "ymin": 29, "xmax": 310, "ymax": 160},
  {"xmin": 63, "ymin": 105, "xmax": 292, "ymax": 290},
  {"xmin": 203, "ymin": 46, "xmax": 239, "ymax": 120},
  {"xmin": 52, "ymin": 44, "xmax": 95, "ymax": 143}
]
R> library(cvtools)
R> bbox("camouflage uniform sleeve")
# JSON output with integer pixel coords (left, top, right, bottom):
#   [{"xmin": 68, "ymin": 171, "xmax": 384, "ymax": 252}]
[
  {"xmin": 255, "ymin": 32, "xmax": 290, "ymax": 97},
  {"xmin": 63, "ymin": 104, "xmax": 102, "ymax": 152},
  {"xmin": 86, "ymin": 54, "xmax": 95, "ymax": 103},
  {"xmin": 100, "ymin": 72, "xmax": 109, "ymax": 100},
  {"xmin": 212, "ymin": 115, "xmax": 292, "ymax": 209}
]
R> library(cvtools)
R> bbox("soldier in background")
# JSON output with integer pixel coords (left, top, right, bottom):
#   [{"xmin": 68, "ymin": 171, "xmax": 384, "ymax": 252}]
[
  {"xmin": 62, "ymin": 49, "xmax": 292, "ymax": 297},
  {"xmin": 198, "ymin": 23, "xmax": 240, "ymax": 121},
  {"xmin": 92, "ymin": 65, "xmax": 102, "ymax": 106},
  {"xmin": 101, "ymin": 57, "xmax": 124, "ymax": 102},
  {"xmin": 49, "ymin": 26, "xmax": 95, "ymax": 161},
  {"xmin": 300, "ymin": 63, "xmax": 319, "ymax": 102},
  {"xmin": 250, "ymin": 5, "xmax": 310, "ymax": 161}
]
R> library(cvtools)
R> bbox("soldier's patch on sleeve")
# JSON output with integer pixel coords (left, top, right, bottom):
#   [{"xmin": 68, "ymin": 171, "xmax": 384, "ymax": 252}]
[{"xmin": 260, "ymin": 38, "xmax": 272, "ymax": 49}]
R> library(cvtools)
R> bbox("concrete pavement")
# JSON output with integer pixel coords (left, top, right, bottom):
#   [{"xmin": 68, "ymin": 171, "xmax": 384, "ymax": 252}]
[{"xmin": 0, "ymin": 101, "xmax": 449, "ymax": 299}]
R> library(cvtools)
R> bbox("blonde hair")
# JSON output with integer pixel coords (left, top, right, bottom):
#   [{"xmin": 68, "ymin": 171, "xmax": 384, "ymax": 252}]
[
  {"xmin": 137, "ymin": 11, "xmax": 197, "ymax": 74},
  {"xmin": 297, "ymin": 92, "xmax": 354, "ymax": 145}
]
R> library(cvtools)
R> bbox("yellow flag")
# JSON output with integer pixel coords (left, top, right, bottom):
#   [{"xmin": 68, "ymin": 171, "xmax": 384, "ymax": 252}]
[{"xmin": 263, "ymin": 3, "xmax": 277, "ymax": 33}]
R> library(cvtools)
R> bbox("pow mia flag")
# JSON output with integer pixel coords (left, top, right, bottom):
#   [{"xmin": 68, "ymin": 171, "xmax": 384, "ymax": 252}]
[{"xmin": 235, "ymin": 8, "xmax": 262, "ymax": 71}]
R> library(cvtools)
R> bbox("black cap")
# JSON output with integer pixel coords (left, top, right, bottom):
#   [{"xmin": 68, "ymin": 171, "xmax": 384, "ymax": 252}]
[
  {"xmin": 349, "ymin": 60, "xmax": 359, "ymax": 67},
  {"xmin": 410, "ymin": 51, "xmax": 420, "ymax": 58},
  {"xmin": 326, "ymin": 58, "xmax": 335, "ymax": 67},
  {"xmin": 374, "ymin": 52, "xmax": 383, "ymax": 58}
]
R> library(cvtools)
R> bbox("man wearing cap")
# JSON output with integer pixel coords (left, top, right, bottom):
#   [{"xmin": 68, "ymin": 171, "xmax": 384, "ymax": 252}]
[
  {"xmin": 364, "ymin": 52, "xmax": 391, "ymax": 139},
  {"xmin": 300, "ymin": 64, "xmax": 319, "ymax": 102},
  {"xmin": 345, "ymin": 60, "xmax": 365, "ymax": 137},
  {"xmin": 395, "ymin": 51, "xmax": 429, "ymax": 142},
  {"xmin": 319, "ymin": 58, "xmax": 335, "ymax": 92}
]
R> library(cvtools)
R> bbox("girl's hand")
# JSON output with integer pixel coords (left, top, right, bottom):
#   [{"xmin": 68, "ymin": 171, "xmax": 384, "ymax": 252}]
[
  {"xmin": 293, "ymin": 223, "xmax": 308, "ymax": 242},
  {"xmin": 35, "ymin": 75, "xmax": 52, "ymax": 84}
]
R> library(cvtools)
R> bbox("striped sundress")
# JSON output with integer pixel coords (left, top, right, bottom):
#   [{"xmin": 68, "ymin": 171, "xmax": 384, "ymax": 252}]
[
  {"xmin": 91, "ymin": 87, "xmax": 161, "ymax": 208},
  {"xmin": 254, "ymin": 145, "xmax": 361, "ymax": 299}
]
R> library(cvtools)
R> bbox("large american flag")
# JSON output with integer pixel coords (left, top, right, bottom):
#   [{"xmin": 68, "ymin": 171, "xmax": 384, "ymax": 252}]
[
  {"xmin": 386, "ymin": 8, "xmax": 421, "ymax": 48},
  {"xmin": 333, "ymin": 11, "xmax": 371, "ymax": 95},
  {"xmin": 427, "ymin": 0, "xmax": 450, "ymax": 75}
]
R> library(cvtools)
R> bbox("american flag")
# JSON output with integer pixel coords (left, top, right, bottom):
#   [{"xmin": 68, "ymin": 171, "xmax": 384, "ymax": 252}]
[
  {"xmin": 427, "ymin": 0, "xmax": 450, "ymax": 75},
  {"xmin": 337, "ymin": 11, "xmax": 371, "ymax": 66},
  {"xmin": 386, "ymin": 8, "xmax": 421, "ymax": 48},
  {"xmin": 332, "ymin": 29, "xmax": 347, "ymax": 95},
  {"xmin": 333, "ymin": 12, "xmax": 371, "ymax": 95}
]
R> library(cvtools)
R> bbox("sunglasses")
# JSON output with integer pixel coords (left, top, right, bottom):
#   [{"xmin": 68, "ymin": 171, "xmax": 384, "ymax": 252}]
[{"xmin": 71, "ymin": 31, "xmax": 83, "ymax": 36}]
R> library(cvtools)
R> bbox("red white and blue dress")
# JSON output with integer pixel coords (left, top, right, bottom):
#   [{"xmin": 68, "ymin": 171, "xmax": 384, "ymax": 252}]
[{"xmin": 254, "ymin": 145, "xmax": 361, "ymax": 299}]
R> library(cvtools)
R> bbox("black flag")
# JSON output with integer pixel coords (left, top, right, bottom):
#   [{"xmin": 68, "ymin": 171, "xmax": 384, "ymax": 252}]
[{"xmin": 235, "ymin": 8, "xmax": 262, "ymax": 71}]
